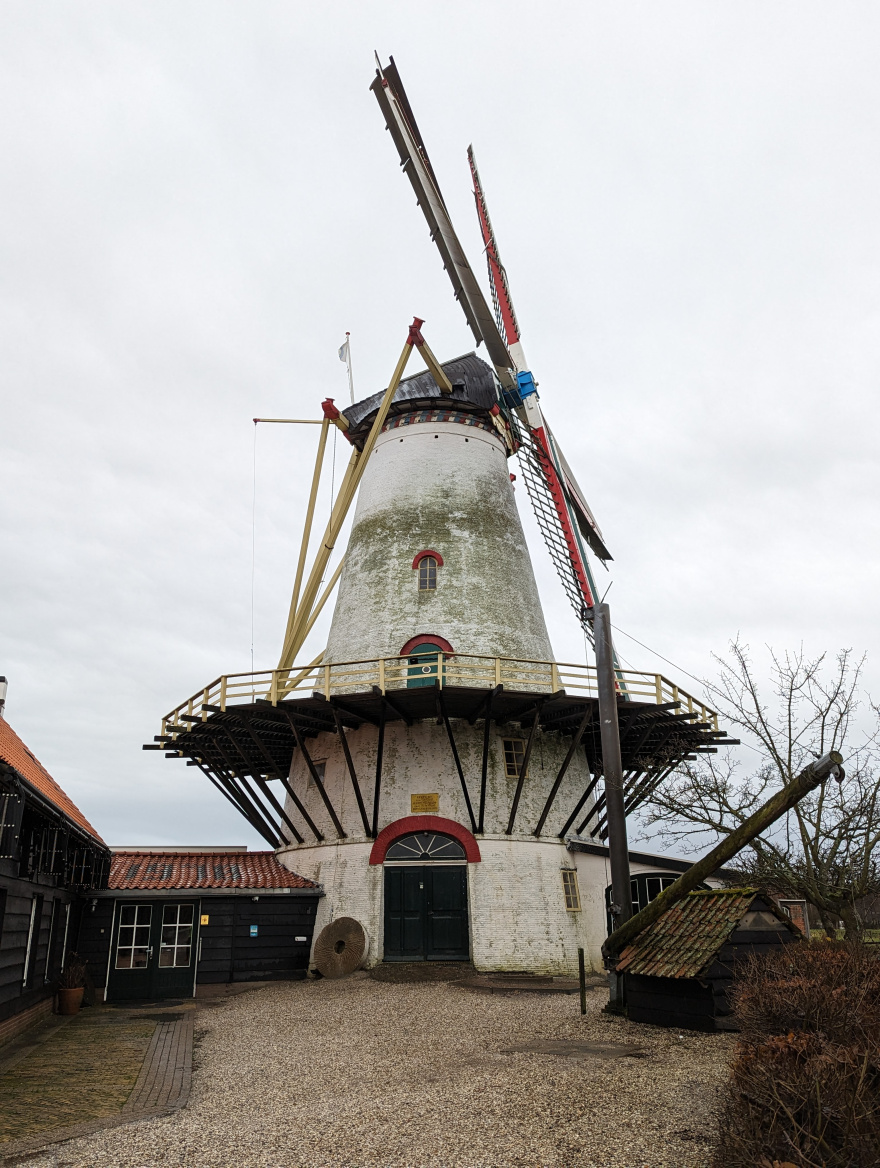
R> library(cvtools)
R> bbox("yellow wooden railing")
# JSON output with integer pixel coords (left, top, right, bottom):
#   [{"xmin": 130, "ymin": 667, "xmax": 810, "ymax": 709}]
[{"xmin": 159, "ymin": 653, "xmax": 720, "ymax": 743}]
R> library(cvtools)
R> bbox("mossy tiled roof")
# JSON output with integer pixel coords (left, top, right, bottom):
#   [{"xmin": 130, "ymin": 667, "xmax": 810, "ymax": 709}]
[{"xmin": 615, "ymin": 887, "xmax": 794, "ymax": 979}]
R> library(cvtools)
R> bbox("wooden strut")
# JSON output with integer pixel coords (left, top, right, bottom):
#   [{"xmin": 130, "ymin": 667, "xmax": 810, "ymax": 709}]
[
  {"xmin": 214, "ymin": 729, "xmax": 302, "ymax": 845},
  {"xmin": 602, "ymin": 749, "xmax": 845, "ymax": 962},
  {"xmin": 289, "ymin": 417, "xmax": 330, "ymax": 620},
  {"xmin": 207, "ymin": 775, "xmax": 278, "ymax": 846},
  {"xmin": 279, "ymin": 330, "xmax": 420, "ymax": 670},
  {"xmin": 534, "ymin": 706, "xmax": 593, "ymax": 837},
  {"xmin": 331, "ymin": 706, "xmax": 371, "ymax": 836},
  {"xmin": 208, "ymin": 738, "xmax": 289, "ymax": 845},
  {"xmin": 477, "ymin": 687, "xmax": 501, "ymax": 834},
  {"xmin": 230, "ymin": 718, "xmax": 321, "ymax": 842},
  {"xmin": 371, "ymin": 701, "xmax": 386, "ymax": 839},
  {"xmin": 506, "ymin": 706, "xmax": 542, "ymax": 835},
  {"xmin": 559, "ymin": 761, "xmax": 599, "ymax": 838},
  {"xmin": 374, "ymin": 686, "xmax": 413, "ymax": 726},
  {"xmin": 288, "ymin": 719, "xmax": 347, "ymax": 839},
  {"xmin": 436, "ymin": 691, "xmax": 478, "ymax": 834}
]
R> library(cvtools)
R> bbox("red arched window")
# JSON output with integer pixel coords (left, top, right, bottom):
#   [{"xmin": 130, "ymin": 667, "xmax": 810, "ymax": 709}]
[{"xmin": 412, "ymin": 550, "xmax": 443, "ymax": 591}]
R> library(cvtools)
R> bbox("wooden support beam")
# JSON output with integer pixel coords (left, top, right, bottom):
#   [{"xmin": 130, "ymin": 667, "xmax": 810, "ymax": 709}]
[
  {"xmin": 332, "ymin": 706, "xmax": 370, "ymax": 836},
  {"xmin": 372, "ymin": 686, "xmax": 412, "ymax": 726},
  {"xmin": 558, "ymin": 761, "xmax": 600, "ymax": 839},
  {"xmin": 252, "ymin": 773, "xmax": 303, "ymax": 846},
  {"xmin": 290, "ymin": 418, "xmax": 330, "ymax": 621},
  {"xmin": 211, "ymin": 737, "xmax": 296, "ymax": 845},
  {"xmin": 208, "ymin": 738, "xmax": 282, "ymax": 840},
  {"xmin": 371, "ymin": 700, "xmax": 386, "ymax": 839},
  {"xmin": 228, "ymin": 718, "xmax": 323, "ymax": 842},
  {"xmin": 505, "ymin": 706, "xmax": 541, "ymax": 835},
  {"xmin": 534, "ymin": 706, "xmax": 592, "ymax": 837},
  {"xmin": 329, "ymin": 696, "xmax": 378, "ymax": 727},
  {"xmin": 415, "ymin": 335, "xmax": 453, "ymax": 394},
  {"xmin": 279, "ymin": 332, "xmax": 416, "ymax": 669},
  {"xmin": 437, "ymin": 691, "xmax": 478, "ymax": 834},
  {"xmin": 238, "ymin": 775, "xmax": 294, "ymax": 847},
  {"xmin": 288, "ymin": 718, "xmax": 347, "ymax": 839},
  {"xmin": 477, "ymin": 690, "xmax": 499, "ymax": 834}
]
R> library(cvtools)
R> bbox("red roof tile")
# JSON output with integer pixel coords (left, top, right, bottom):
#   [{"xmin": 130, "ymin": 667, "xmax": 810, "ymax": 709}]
[
  {"xmin": 615, "ymin": 888, "xmax": 797, "ymax": 979},
  {"xmin": 0, "ymin": 718, "xmax": 105, "ymax": 844},
  {"xmin": 109, "ymin": 850, "xmax": 318, "ymax": 891}
]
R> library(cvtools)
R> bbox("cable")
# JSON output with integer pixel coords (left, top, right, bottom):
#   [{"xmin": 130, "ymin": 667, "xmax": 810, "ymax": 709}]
[
  {"xmin": 251, "ymin": 422, "xmax": 257, "ymax": 673},
  {"xmin": 610, "ymin": 620, "xmax": 765, "ymax": 757},
  {"xmin": 610, "ymin": 623, "xmax": 707, "ymax": 689}
]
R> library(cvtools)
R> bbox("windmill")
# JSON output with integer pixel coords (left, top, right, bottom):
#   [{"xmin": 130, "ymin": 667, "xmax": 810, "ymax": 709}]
[
  {"xmin": 371, "ymin": 57, "xmax": 611, "ymax": 639},
  {"xmin": 146, "ymin": 56, "xmax": 738, "ymax": 977}
]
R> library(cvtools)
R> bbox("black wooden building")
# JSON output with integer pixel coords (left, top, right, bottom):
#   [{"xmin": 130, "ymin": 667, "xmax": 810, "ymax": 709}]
[
  {"xmin": 0, "ymin": 714, "xmax": 110, "ymax": 1044},
  {"xmin": 614, "ymin": 887, "xmax": 802, "ymax": 1031},
  {"xmin": 77, "ymin": 848, "xmax": 322, "ymax": 1001}
]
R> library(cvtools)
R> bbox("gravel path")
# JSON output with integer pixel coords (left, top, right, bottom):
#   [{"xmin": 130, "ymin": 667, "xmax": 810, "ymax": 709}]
[{"xmin": 21, "ymin": 976, "xmax": 733, "ymax": 1168}]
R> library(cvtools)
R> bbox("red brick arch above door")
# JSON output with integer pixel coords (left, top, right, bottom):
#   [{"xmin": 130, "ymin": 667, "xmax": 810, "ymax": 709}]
[{"xmin": 369, "ymin": 816, "xmax": 481, "ymax": 865}]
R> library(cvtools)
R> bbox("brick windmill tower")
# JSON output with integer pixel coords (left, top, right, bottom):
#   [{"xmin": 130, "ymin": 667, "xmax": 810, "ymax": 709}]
[{"xmin": 150, "ymin": 59, "xmax": 731, "ymax": 974}]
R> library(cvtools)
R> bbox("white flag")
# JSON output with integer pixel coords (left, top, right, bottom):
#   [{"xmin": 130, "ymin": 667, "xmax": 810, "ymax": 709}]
[{"xmin": 338, "ymin": 338, "xmax": 349, "ymax": 363}]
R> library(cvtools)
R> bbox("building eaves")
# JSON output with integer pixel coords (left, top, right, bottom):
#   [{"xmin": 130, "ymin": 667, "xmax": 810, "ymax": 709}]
[{"xmin": 0, "ymin": 718, "xmax": 105, "ymax": 845}]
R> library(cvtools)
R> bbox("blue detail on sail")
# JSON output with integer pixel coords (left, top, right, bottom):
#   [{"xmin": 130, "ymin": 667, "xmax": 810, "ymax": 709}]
[{"xmin": 516, "ymin": 370, "xmax": 537, "ymax": 399}]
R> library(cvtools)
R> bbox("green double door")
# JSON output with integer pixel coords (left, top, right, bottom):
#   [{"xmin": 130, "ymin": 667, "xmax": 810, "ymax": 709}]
[
  {"xmin": 384, "ymin": 867, "xmax": 469, "ymax": 961},
  {"xmin": 107, "ymin": 900, "xmax": 198, "ymax": 1001}
]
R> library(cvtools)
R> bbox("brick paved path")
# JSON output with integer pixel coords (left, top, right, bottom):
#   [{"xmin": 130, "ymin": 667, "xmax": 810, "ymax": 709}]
[{"xmin": 0, "ymin": 1006, "xmax": 193, "ymax": 1161}]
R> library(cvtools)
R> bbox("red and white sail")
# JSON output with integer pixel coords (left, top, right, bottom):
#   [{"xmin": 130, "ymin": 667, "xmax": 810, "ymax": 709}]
[{"xmin": 372, "ymin": 58, "xmax": 612, "ymax": 634}]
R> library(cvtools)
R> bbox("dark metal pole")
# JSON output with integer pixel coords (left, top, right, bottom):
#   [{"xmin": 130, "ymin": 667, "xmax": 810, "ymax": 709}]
[
  {"xmin": 578, "ymin": 947, "xmax": 587, "ymax": 1016},
  {"xmin": 593, "ymin": 602, "xmax": 631, "ymax": 936}
]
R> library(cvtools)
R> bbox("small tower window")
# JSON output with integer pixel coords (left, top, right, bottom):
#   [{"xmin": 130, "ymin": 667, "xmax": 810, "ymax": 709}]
[
  {"xmin": 412, "ymin": 550, "xmax": 444, "ymax": 590},
  {"xmin": 562, "ymin": 870, "xmax": 581, "ymax": 911},
  {"xmin": 419, "ymin": 556, "xmax": 437, "ymax": 590},
  {"xmin": 503, "ymin": 739, "xmax": 527, "ymax": 778}
]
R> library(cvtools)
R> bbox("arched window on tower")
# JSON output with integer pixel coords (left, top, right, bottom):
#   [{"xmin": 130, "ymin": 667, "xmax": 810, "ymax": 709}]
[{"xmin": 412, "ymin": 550, "xmax": 444, "ymax": 591}]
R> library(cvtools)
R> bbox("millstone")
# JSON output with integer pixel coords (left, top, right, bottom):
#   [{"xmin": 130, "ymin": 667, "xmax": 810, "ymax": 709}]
[{"xmin": 312, "ymin": 917, "xmax": 367, "ymax": 978}]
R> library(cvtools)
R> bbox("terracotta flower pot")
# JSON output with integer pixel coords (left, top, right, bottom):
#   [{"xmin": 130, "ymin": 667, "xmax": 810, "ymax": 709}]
[{"xmin": 57, "ymin": 987, "xmax": 85, "ymax": 1015}]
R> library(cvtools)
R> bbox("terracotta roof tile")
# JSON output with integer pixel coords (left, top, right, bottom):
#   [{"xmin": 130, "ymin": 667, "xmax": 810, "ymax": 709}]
[
  {"xmin": 615, "ymin": 888, "xmax": 796, "ymax": 979},
  {"xmin": 109, "ymin": 850, "xmax": 318, "ymax": 891},
  {"xmin": 0, "ymin": 718, "xmax": 105, "ymax": 843}
]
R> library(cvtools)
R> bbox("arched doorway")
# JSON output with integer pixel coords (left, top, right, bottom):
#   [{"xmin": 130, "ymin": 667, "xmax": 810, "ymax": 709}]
[
  {"xmin": 400, "ymin": 635, "xmax": 454, "ymax": 689},
  {"xmin": 383, "ymin": 832, "xmax": 470, "ymax": 961}
]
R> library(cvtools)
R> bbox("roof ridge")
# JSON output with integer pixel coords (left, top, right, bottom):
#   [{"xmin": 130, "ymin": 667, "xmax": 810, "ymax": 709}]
[{"xmin": 0, "ymin": 718, "xmax": 105, "ymax": 844}]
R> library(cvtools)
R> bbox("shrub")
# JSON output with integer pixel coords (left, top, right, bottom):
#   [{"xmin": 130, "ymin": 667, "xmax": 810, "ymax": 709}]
[
  {"xmin": 57, "ymin": 952, "xmax": 88, "ymax": 990},
  {"xmin": 712, "ymin": 942, "xmax": 880, "ymax": 1168}
]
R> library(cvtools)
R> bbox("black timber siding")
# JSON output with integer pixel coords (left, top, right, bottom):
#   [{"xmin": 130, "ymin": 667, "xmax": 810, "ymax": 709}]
[
  {"xmin": 197, "ymin": 896, "xmax": 318, "ymax": 984},
  {"xmin": 78, "ymin": 893, "xmax": 320, "ymax": 998},
  {"xmin": 75, "ymin": 899, "xmax": 116, "ymax": 992},
  {"xmin": 625, "ymin": 974, "xmax": 717, "ymax": 1031},
  {"xmin": 0, "ymin": 863, "xmax": 81, "ymax": 1024}
]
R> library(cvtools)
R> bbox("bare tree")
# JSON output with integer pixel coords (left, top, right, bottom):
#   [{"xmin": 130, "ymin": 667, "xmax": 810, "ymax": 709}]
[{"xmin": 641, "ymin": 641, "xmax": 880, "ymax": 938}]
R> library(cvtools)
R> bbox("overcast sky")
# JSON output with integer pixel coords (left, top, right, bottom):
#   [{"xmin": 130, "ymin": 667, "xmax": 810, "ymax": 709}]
[{"xmin": 2, "ymin": 2, "xmax": 878, "ymax": 849}]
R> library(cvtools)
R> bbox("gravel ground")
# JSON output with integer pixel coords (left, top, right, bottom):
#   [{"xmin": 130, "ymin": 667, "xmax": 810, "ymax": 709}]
[{"xmin": 20, "ymin": 975, "xmax": 734, "ymax": 1168}]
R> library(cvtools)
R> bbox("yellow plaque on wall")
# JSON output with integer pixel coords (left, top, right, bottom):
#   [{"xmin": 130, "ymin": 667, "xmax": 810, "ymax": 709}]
[
  {"xmin": 200, "ymin": 915, "xmax": 210, "ymax": 926},
  {"xmin": 411, "ymin": 793, "xmax": 439, "ymax": 813}
]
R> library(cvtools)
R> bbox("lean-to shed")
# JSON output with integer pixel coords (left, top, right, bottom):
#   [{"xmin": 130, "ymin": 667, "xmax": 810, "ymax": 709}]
[{"xmin": 615, "ymin": 888, "xmax": 802, "ymax": 1031}]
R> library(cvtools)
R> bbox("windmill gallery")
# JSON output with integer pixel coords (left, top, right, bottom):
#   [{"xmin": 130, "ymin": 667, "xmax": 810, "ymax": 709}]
[{"xmin": 142, "ymin": 59, "xmax": 738, "ymax": 982}]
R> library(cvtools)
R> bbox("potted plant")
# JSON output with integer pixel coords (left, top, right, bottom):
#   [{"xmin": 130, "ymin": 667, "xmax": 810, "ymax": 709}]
[{"xmin": 56, "ymin": 953, "xmax": 88, "ymax": 1015}]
